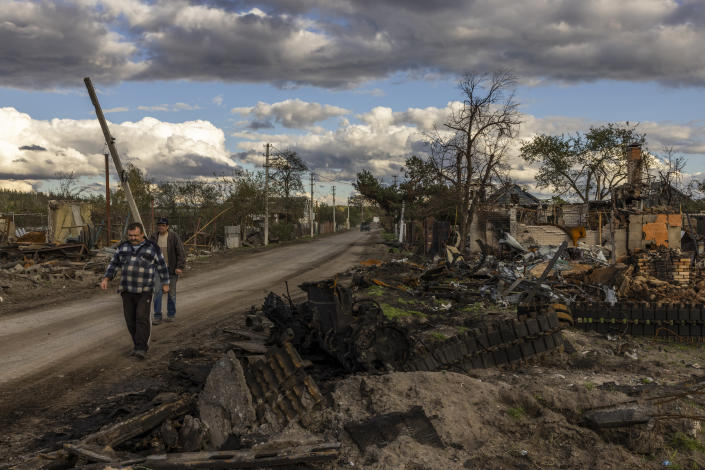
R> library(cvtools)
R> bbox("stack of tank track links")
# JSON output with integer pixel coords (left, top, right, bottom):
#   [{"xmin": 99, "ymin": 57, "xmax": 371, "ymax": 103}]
[
  {"xmin": 573, "ymin": 302, "xmax": 705, "ymax": 341},
  {"xmin": 403, "ymin": 312, "xmax": 564, "ymax": 372}
]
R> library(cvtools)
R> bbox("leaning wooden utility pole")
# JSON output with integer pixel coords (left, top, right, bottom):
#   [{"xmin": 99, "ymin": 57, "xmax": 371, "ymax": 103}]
[
  {"xmin": 84, "ymin": 77, "xmax": 143, "ymax": 227},
  {"xmin": 264, "ymin": 143, "xmax": 270, "ymax": 246},
  {"xmin": 104, "ymin": 152, "xmax": 111, "ymax": 246}
]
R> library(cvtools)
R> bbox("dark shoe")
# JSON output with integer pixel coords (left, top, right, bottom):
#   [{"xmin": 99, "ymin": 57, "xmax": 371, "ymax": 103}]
[
  {"xmin": 165, "ymin": 316, "xmax": 175, "ymax": 323},
  {"xmin": 152, "ymin": 318, "xmax": 162, "ymax": 325},
  {"xmin": 128, "ymin": 349, "xmax": 136, "ymax": 357},
  {"xmin": 133, "ymin": 350, "xmax": 147, "ymax": 360}
]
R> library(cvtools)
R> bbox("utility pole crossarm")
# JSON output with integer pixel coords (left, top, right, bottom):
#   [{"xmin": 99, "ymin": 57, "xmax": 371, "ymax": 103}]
[{"xmin": 84, "ymin": 77, "xmax": 143, "ymax": 227}]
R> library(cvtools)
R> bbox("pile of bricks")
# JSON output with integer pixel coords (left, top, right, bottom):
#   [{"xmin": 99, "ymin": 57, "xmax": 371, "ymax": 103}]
[
  {"xmin": 635, "ymin": 251, "xmax": 692, "ymax": 285},
  {"xmin": 673, "ymin": 255, "xmax": 693, "ymax": 285}
]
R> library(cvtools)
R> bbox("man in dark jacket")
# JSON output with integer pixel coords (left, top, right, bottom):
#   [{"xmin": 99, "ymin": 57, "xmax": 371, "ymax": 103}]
[
  {"xmin": 149, "ymin": 217, "xmax": 186, "ymax": 324},
  {"xmin": 101, "ymin": 222, "xmax": 169, "ymax": 359}
]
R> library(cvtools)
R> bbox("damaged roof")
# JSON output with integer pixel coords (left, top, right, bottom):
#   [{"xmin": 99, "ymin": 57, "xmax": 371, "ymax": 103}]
[{"xmin": 487, "ymin": 184, "xmax": 541, "ymax": 206}]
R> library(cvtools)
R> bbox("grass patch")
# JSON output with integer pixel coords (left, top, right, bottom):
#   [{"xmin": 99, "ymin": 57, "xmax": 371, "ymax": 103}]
[
  {"xmin": 584, "ymin": 381, "xmax": 596, "ymax": 391},
  {"xmin": 429, "ymin": 332, "xmax": 447, "ymax": 341},
  {"xmin": 461, "ymin": 302, "xmax": 485, "ymax": 314},
  {"xmin": 380, "ymin": 303, "xmax": 425, "ymax": 320},
  {"xmin": 671, "ymin": 432, "xmax": 705, "ymax": 454},
  {"xmin": 397, "ymin": 297, "xmax": 415, "ymax": 305},
  {"xmin": 456, "ymin": 326, "xmax": 469, "ymax": 333},
  {"xmin": 507, "ymin": 406, "xmax": 525, "ymax": 420},
  {"xmin": 366, "ymin": 285, "xmax": 386, "ymax": 297}
]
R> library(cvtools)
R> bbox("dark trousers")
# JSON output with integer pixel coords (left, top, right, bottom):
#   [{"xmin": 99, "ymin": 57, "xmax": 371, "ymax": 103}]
[{"xmin": 121, "ymin": 292, "xmax": 152, "ymax": 352}]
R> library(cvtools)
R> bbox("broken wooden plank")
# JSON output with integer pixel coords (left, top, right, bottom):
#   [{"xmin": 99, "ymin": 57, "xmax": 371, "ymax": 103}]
[
  {"xmin": 230, "ymin": 340, "xmax": 268, "ymax": 355},
  {"xmin": 7, "ymin": 450, "xmax": 69, "ymax": 470},
  {"xmin": 72, "ymin": 457, "xmax": 146, "ymax": 470},
  {"xmin": 84, "ymin": 442, "xmax": 341, "ymax": 469},
  {"xmin": 63, "ymin": 442, "xmax": 117, "ymax": 463},
  {"xmin": 222, "ymin": 327, "xmax": 269, "ymax": 342},
  {"xmin": 81, "ymin": 395, "xmax": 190, "ymax": 447}
]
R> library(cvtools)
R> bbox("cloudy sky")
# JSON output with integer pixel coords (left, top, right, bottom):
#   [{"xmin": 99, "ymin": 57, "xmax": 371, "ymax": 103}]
[{"xmin": 2, "ymin": 0, "xmax": 705, "ymax": 201}]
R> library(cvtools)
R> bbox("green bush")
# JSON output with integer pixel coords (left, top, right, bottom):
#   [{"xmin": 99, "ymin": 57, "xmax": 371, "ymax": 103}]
[{"xmin": 269, "ymin": 223, "xmax": 297, "ymax": 241}]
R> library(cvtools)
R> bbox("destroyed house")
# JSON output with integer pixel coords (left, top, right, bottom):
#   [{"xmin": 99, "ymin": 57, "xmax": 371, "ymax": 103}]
[
  {"xmin": 643, "ymin": 181, "xmax": 691, "ymax": 208},
  {"xmin": 487, "ymin": 184, "xmax": 541, "ymax": 207}
]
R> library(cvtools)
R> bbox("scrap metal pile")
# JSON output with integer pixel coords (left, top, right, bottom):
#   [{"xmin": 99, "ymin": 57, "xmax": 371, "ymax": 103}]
[{"xmin": 260, "ymin": 278, "xmax": 565, "ymax": 373}]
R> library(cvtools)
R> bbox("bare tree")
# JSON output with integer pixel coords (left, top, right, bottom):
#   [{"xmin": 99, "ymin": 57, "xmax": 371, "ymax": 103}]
[
  {"xmin": 426, "ymin": 71, "xmax": 521, "ymax": 251},
  {"xmin": 652, "ymin": 146, "xmax": 687, "ymax": 206},
  {"xmin": 54, "ymin": 171, "xmax": 87, "ymax": 200}
]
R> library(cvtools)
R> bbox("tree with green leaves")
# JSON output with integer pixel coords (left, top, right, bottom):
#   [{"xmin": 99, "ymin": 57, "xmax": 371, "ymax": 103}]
[
  {"xmin": 224, "ymin": 169, "xmax": 266, "ymax": 238},
  {"xmin": 520, "ymin": 123, "xmax": 647, "ymax": 202},
  {"xmin": 353, "ymin": 169, "xmax": 402, "ymax": 214},
  {"xmin": 270, "ymin": 149, "xmax": 308, "ymax": 223},
  {"xmin": 354, "ymin": 155, "xmax": 458, "ymax": 233},
  {"xmin": 112, "ymin": 163, "xmax": 155, "ymax": 218}
]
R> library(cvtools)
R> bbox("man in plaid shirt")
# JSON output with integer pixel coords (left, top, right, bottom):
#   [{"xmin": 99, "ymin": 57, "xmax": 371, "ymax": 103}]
[{"xmin": 101, "ymin": 222, "xmax": 170, "ymax": 359}]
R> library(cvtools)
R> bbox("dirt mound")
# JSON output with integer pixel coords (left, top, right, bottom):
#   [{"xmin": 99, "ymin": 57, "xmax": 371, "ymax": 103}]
[{"xmin": 311, "ymin": 371, "xmax": 648, "ymax": 469}]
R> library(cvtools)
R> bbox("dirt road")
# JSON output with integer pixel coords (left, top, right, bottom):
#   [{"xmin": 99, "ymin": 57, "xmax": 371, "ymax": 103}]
[{"xmin": 0, "ymin": 230, "xmax": 378, "ymax": 420}]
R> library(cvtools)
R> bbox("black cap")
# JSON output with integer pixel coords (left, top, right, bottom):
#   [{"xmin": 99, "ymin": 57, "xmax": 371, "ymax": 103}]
[{"xmin": 157, "ymin": 217, "xmax": 169, "ymax": 225}]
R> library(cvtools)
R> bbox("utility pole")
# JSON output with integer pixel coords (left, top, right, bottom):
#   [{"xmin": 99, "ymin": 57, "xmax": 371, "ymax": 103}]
[
  {"xmin": 310, "ymin": 173, "xmax": 314, "ymax": 237},
  {"xmin": 264, "ymin": 143, "xmax": 270, "ymax": 246},
  {"xmin": 399, "ymin": 200, "xmax": 405, "ymax": 243},
  {"xmin": 84, "ymin": 77, "xmax": 143, "ymax": 227},
  {"xmin": 332, "ymin": 185, "xmax": 336, "ymax": 232},
  {"xmin": 346, "ymin": 196, "xmax": 350, "ymax": 229},
  {"xmin": 105, "ymin": 153, "xmax": 111, "ymax": 246}
]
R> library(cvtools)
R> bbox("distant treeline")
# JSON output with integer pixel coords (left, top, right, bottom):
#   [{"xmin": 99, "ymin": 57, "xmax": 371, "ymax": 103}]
[{"xmin": 0, "ymin": 189, "xmax": 50, "ymax": 213}]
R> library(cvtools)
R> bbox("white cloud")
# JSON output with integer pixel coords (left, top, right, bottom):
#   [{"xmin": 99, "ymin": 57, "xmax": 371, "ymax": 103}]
[
  {"xmin": 6, "ymin": 100, "xmax": 705, "ymax": 195},
  {"xmin": 137, "ymin": 103, "xmax": 200, "ymax": 112},
  {"xmin": 104, "ymin": 106, "xmax": 129, "ymax": 113},
  {"xmin": 0, "ymin": 107, "xmax": 236, "ymax": 183},
  {"xmin": 232, "ymin": 99, "xmax": 349, "ymax": 129},
  {"xmin": 212, "ymin": 95, "xmax": 224, "ymax": 106},
  {"xmin": 0, "ymin": 0, "xmax": 146, "ymax": 88},
  {"xmin": 173, "ymin": 102, "xmax": 200, "ymax": 111},
  {"xmin": 0, "ymin": 179, "xmax": 37, "ymax": 192},
  {"xmin": 232, "ymin": 101, "xmax": 705, "ymax": 189},
  {"xmin": 138, "ymin": 105, "xmax": 170, "ymax": 112},
  {"xmin": 7, "ymin": 0, "xmax": 705, "ymax": 89}
]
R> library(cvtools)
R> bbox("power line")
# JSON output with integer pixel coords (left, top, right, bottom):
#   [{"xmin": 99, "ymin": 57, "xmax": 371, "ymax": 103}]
[
  {"xmin": 310, "ymin": 172, "xmax": 355, "ymax": 185},
  {"xmin": 260, "ymin": 144, "xmax": 354, "ymax": 186}
]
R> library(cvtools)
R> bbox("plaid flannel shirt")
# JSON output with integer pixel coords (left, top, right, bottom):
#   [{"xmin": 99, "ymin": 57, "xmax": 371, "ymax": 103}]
[{"xmin": 104, "ymin": 239, "xmax": 170, "ymax": 294}]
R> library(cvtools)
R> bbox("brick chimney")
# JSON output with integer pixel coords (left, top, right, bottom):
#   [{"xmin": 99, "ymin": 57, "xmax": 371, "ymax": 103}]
[{"xmin": 627, "ymin": 143, "xmax": 643, "ymax": 196}]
